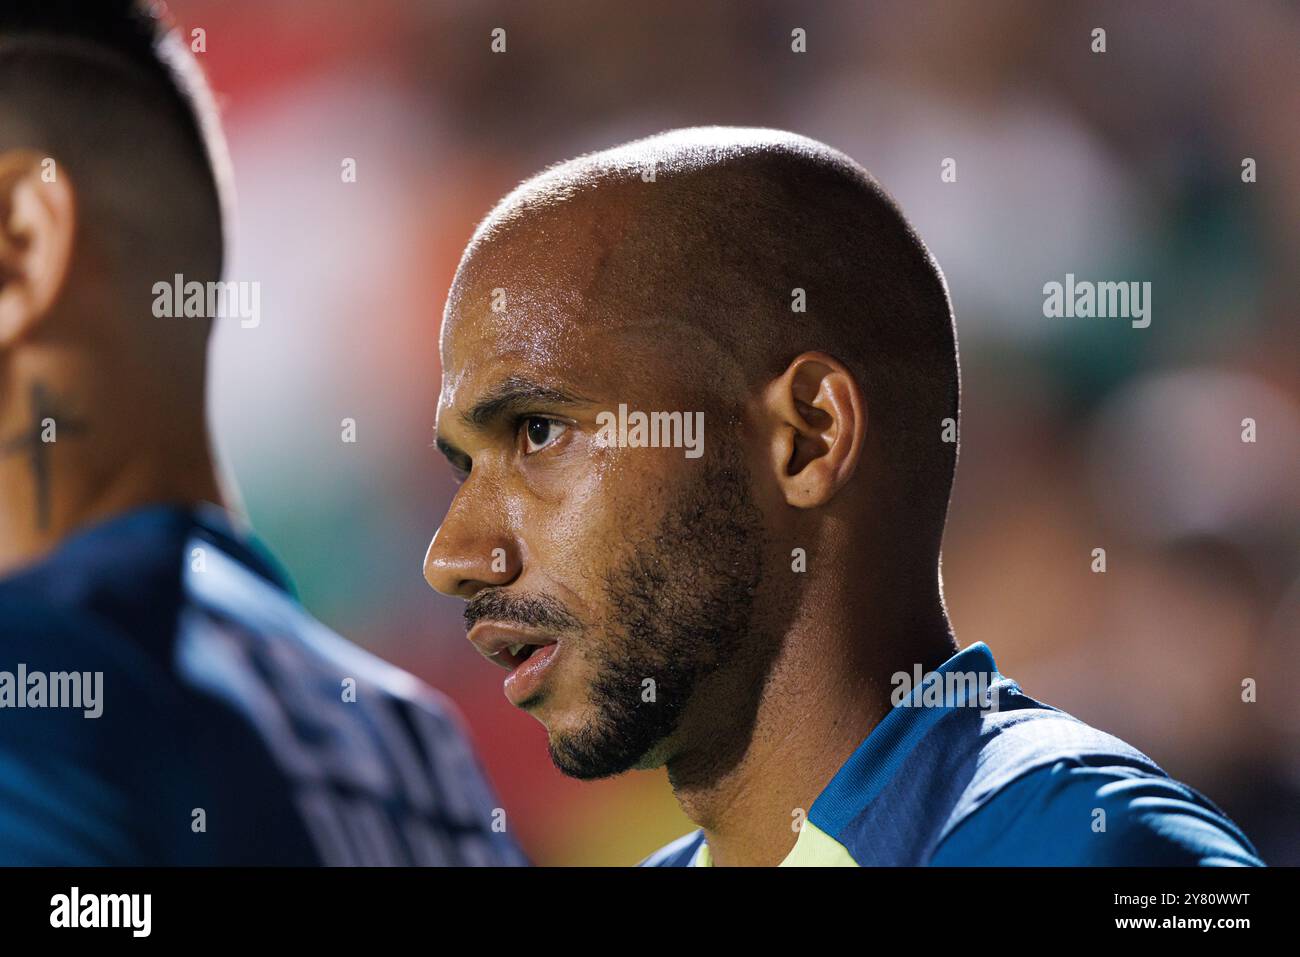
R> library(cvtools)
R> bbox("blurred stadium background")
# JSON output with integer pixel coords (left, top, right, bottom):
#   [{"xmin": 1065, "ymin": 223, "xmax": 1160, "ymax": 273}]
[{"xmin": 170, "ymin": 0, "xmax": 1299, "ymax": 864}]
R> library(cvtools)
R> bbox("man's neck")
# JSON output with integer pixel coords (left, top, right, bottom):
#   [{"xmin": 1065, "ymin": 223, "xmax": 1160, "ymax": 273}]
[
  {"xmin": 667, "ymin": 593, "xmax": 956, "ymax": 867},
  {"xmin": 0, "ymin": 371, "xmax": 224, "ymax": 577}
]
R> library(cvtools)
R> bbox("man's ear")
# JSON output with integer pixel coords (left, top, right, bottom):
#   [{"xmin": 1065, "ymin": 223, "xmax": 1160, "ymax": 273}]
[
  {"xmin": 0, "ymin": 151, "xmax": 76, "ymax": 347},
  {"xmin": 759, "ymin": 351, "xmax": 867, "ymax": 509}
]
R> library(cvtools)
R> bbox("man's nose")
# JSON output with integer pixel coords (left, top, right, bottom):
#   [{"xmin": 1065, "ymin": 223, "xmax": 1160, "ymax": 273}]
[{"xmin": 423, "ymin": 505, "xmax": 520, "ymax": 600}]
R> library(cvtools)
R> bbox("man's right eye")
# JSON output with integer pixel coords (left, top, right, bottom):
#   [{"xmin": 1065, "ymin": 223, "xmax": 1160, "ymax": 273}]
[{"xmin": 521, "ymin": 416, "xmax": 569, "ymax": 454}]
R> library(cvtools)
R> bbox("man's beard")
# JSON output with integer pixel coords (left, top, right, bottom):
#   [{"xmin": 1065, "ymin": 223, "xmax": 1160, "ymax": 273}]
[
  {"xmin": 462, "ymin": 447, "xmax": 768, "ymax": 780},
  {"xmin": 547, "ymin": 449, "xmax": 767, "ymax": 780}
]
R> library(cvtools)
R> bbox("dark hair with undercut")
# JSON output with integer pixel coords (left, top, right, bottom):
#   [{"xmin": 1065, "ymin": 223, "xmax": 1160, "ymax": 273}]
[{"xmin": 0, "ymin": 0, "xmax": 229, "ymax": 289}]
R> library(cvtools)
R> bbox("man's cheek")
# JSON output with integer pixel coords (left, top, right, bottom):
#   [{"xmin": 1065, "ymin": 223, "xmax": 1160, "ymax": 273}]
[{"xmin": 537, "ymin": 481, "xmax": 631, "ymax": 579}]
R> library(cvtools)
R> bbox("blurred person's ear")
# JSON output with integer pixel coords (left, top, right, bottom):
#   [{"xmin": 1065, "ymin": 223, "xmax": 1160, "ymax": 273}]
[
  {"xmin": 0, "ymin": 151, "xmax": 76, "ymax": 347},
  {"xmin": 760, "ymin": 351, "xmax": 867, "ymax": 509}
]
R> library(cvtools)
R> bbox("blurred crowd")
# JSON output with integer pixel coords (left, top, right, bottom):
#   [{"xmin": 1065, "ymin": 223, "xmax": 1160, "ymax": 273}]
[{"xmin": 171, "ymin": 0, "xmax": 1299, "ymax": 864}]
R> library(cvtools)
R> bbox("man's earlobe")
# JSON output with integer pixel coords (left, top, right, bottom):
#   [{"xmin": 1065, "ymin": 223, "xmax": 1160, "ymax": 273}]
[
  {"xmin": 760, "ymin": 351, "xmax": 867, "ymax": 509},
  {"xmin": 0, "ymin": 151, "xmax": 76, "ymax": 347}
]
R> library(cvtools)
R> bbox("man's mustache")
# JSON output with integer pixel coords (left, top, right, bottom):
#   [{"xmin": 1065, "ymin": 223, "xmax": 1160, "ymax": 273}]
[{"xmin": 464, "ymin": 589, "xmax": 582, "ymax": 634}]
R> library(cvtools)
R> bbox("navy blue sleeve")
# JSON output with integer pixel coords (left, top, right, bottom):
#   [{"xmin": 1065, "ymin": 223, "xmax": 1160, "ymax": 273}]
[
  {"xmin": 0, "ymin": 602, "xmax": 161, "ymax": 865},
  {"xmin": 931, "ymin": 760, "xmax": 1264, "ymax": 866},
  {"xmin": 0, "ymin": 723, "xmax": 142, "ymax": 865}
]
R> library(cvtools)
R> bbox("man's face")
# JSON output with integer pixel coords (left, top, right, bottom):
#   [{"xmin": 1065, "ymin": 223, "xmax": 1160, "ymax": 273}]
[{"xmin": 424, "ymin": 236, "xmax": 772, "ymax": 780}]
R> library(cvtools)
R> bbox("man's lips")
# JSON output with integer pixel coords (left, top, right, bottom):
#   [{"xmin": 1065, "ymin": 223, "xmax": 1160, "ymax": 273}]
[
  {"xmin": 466, "ymin": 623, "xmax": 559, "ymax": 671},
  {"xmin": 467, "ymin": 623, "xmax": 563, "ymax": 706}
]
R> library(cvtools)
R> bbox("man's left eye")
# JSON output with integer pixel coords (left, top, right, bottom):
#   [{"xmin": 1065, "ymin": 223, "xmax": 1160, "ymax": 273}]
[{"xmin": 522, "ymin": 416, "xmax": 567, "ymax": 453}]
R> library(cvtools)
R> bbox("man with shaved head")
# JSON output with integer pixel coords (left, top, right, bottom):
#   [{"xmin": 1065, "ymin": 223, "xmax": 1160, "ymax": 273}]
[{"xmin": 426, "ymin": 127, "xmax": 1261, "ymax": 866}]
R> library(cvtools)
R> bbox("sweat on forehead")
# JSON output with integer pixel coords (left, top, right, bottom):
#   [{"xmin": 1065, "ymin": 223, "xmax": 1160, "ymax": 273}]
[
  {"xmin": 450, "ymin": 131, "xmax": 817, "ymax": 370},
  {"xmin": 442, "ymin": 126, "xmax": 954, "ymax": 409}
]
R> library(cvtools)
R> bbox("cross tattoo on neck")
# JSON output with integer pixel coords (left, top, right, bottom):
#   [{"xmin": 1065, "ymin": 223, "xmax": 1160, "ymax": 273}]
[{"xmin": 0, "ymin": 382, "xmax": 88, "ymax": 530}]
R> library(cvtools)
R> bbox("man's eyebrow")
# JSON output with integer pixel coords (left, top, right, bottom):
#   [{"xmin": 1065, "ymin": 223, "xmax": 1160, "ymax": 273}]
[{"xmin": 459, "ymin": 376, "xmax": 586, "ymax": 430}]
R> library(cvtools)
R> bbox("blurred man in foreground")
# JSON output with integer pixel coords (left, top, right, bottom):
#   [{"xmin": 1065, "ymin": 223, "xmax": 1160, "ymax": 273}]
[
  {"xmin": 0, "ymin": 0, "xmax": 523, "ymax": 865},
  {"xmin": 424, "ymin": 126, "xmax": 1262, "ymax": 866}
]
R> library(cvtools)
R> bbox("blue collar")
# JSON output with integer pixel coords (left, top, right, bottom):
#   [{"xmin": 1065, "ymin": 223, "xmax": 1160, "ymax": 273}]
[
  {"xmin": 15, "ymin": 502, "xmax": 295, "ymax": 597},
  {"xmin": 809, "ymin": 642, "xmax": 1001, "ymax": 836}
]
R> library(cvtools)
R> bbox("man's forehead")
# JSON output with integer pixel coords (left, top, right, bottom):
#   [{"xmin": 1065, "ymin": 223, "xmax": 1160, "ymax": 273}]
[
  {"xmin": 438, "ymin": 347, "xmax": 581, "ymax": 414},
  {"xmin": 439, "ymin": 232, "xmax": 693, "ymax": 375},
  {"xmin": 439, "ymin": 315, "xmax": 662, "ymax": 414},
  {"xmin": 442, "ymin": 291, "xmax": 619, "ymax": 391},
  {"xmin": 442, "ymin": 290, "xmax": 595, "ymax": 364},
  {"xmin": 436, "ymin": 191, "xmax": 746, "ymax": 420}
]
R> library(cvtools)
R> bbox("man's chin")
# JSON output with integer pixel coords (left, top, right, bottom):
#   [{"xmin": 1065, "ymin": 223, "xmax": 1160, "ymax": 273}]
[{"xmin": 544, "ymin": 718, "xmax": 670, "ymax": 781}]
